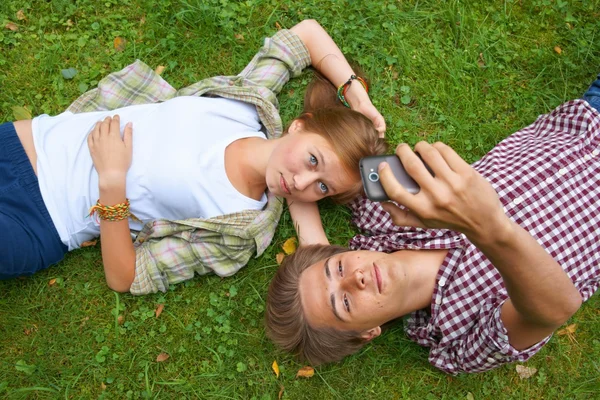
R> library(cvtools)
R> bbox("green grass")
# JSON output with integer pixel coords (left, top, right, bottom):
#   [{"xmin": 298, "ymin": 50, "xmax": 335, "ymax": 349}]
[{"xmin": 1, "ymin": 0, "xmax": 600, "ymax": 398}]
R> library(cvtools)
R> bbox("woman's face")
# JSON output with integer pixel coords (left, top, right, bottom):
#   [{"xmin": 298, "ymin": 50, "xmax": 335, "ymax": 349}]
[{"xmin": 265, "ymin": 121, "xmax": 356, "ymax": 202}]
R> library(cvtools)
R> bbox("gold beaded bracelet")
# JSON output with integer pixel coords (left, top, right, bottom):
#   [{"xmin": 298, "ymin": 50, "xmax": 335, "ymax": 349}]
[{"xmin": 87, "ymin": 199, "xmax": 141, "ymax": 222}]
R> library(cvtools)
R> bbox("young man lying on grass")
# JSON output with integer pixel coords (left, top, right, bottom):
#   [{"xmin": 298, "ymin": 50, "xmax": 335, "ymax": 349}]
[{"xmin": 265, "ymin": 75, "xmax": 600, "ymax": 374}]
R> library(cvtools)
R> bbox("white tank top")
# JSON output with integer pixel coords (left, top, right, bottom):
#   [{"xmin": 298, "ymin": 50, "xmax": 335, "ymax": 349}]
[{"xmin": 32, "ymin": 96, "xmax": 267, "ymax": 250}]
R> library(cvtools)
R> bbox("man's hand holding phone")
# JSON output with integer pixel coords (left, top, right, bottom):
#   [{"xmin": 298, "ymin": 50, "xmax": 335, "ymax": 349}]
[{"xmin": 376, "ymin": 141, "xmax": 512, "ymax": 244}]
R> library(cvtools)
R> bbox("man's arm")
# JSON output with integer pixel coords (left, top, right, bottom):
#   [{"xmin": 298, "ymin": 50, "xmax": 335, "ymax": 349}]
[{"xmin": 378, "ymin": 141, "xmax": 582, "ymax": 350}]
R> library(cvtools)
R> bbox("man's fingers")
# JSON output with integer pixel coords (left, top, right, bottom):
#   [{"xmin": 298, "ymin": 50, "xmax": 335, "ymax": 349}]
[
  {"xmin": 395, "ymin": 143, "xmax": 436, "ymax": 188},
  {"xmin": 414, "ymin": 141, "xmax": 455, "ymax": 181},
  {"xmin": 380, "ymin": 202, "xmax": 425, "ymax": 228},
  {"xmin": 432, "ymin": 142, "xmax": 471, "ymax": 174},
  {"xmin": 378, "ymin": 161, "xmax": 414, "ymax": 206}
]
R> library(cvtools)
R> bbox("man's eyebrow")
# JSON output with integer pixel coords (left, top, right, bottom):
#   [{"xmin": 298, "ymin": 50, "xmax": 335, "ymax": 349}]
[{"xmin": 325, "ymin": 257, "xmax": 345, "ymax": 323}]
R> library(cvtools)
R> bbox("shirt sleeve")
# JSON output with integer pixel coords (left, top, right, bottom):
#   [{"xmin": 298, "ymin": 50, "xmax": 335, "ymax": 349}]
[
  {"xmin": 429, "ymin": 297, "xmax": 552, "ymax": 374},
  {"xmin": 129, "ymin": 220, "xmax": 256, "ymax": 295},
  {"xmin": 237, "ymin": 29, "xmax": 311, "ymax": 103}
]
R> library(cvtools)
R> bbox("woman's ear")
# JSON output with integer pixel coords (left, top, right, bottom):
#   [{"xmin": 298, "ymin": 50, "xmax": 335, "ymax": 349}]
[
  {"xmin": 288, "ymin": 119, "xmax": 304, "ymax": 134},
  {"xmin": 360, "ymin": 326, "xmax": 382, "ymax": 342}
]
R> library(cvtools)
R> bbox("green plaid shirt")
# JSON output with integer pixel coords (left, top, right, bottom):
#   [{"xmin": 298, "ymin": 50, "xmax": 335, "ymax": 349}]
[{"xmin": 67, "ymin": 30, "xmax": 310, "ymax": 294}]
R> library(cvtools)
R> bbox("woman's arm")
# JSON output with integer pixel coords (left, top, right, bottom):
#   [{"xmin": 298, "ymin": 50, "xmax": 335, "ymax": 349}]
[
  {"xmin": 288, "ymin": 200, "xmax": 329, "ymax": 246},
  {"xmin": 87, "ymin": 116, "xmax": 136, "ymax": 292},
  {"xmin": 379, "ymin": 141, "xmax": 582, "ymax": 350},
  {"xmin": 290, "ymin": 20, "xmax": 386, "ymax": 135}
]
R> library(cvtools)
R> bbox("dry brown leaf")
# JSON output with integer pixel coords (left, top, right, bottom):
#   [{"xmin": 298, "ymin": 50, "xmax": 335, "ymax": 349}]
[
  {"xmin": 5, "ymin": 22, "xmax": 18, "ymax": 31},
  {"xmin": 48, "ymin": 278, "xmax": 57, "ymax": 286},
  {"xmin": 278, "ymin": 385, "xmax": 285, "ymax": 400},
  {"xmin": 66, "ymin": 19, "xmax": 74, "ymax": 27},
  {"xmin": 140, "ymin": 15, "xmax": 146, "ymax": 25},
  {"xmin": 154, "ymin": 65, "xmax": 166, "ymax": 75},
  {"xmin": 272, "ymin": 360, "xmax": 280, "ymax": 378},
  {"xmin": 155, "ymin": 304, "xmax": 164, "ymax": 318},
  {"xmin": 295, "ymin": 366, "xmax": 314, "ymax": 378},
  {"xmin": 117, "ymin": 315, "xmax": 125, "ymax": 325},
  {"xmin": 275, "ymin": 22, "xmax": 282, "ymax": 30},
  {"xmin": 16, "ymin": 10, "xmax": 26, "ymax": 21},
  {"xmin": 235, "ymin": 33, "xmax": 245, "ymax": 41},
  {"xmin": 23, "ymin": 325, "xmax": 37, "ymax": 336},
  {"xmin": 557, "ymin": 324, "xmax": 577, "ymax": 336},
  {"xmin": 101, "ymin": 382, "xmax": 107, "ymax": 390},
  {"xmin": 156, "ymin": 352, "xmax": 170, "ymax": 362},
  {"xmin": 276, "ymin": 253, "xmax": 285, "ymax": 265},
  {"xmin": 515, "ymin": 365, "xmax": 537, "ymax": 379},
  {"xmin": 554, "ymin": 46, "xmax": 562, "ymax": 55},
  {"xmin": 81, "ymin": 239, "xmax": 97, "ymax": 247},
  {"xmin": 466, "ymin": 392, "xmax": 475, "ymax": 400},
  {"xmin": 477, "ymin": 52, "xmax": 485, "ymax": 68},
  {"xmin": 113, "ymin": 36, "xmax": 127, "ymax": 52},
  {"xmin": 282, "ymin": 237, "xmax": 297, "ymax": 255}
]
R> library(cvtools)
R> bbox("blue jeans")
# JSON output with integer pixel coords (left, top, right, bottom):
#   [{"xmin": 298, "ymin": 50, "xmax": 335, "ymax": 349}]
[
  {"xmin": 0, "ymin": 122, "xmax": 67, "ymax": 279},
  {"xmin": 583, "ymin": 73, "xmax": 600, "ymax": 113}
]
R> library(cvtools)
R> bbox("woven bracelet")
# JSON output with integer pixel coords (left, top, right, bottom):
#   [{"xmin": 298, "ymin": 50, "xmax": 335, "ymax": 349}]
[
  {"xmin": 336, "ymin": 75, "xmax": 369, "ymax": 107},
  {"xmin": 87, "ymin": 199, "xmax": 141, "ymax": 222}
]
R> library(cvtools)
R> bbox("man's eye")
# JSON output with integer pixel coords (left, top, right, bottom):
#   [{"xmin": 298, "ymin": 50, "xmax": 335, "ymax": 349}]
[
  {"xmin": 338, "ymin": 261, "xmax": 343, "ymax": 275},
  {"xmin": 309, "ymin": 154, "xmax": 318, "ymax": 166},
  {"xmin": 343, "ymin": 294, "xmax": 350, "ymax": 312},
  {"xmin": 319, "ymin": 182, "xmax": 329, "ymax": 194}
]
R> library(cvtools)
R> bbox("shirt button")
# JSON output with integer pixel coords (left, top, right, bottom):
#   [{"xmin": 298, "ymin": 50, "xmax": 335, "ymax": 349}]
[
  {"xmin": 487, "ymin": 357, "xmax": 495, "ymax": 363},
  {"xmin": 584, "ymin": 154, "xmax": 592, "ymax": 161},
  {"xmin": 559, "ymin": 168, "xmax": 567, "ymax": 175},
  {"xmin": 228, "ymin": 80, "xmax": 235, "ymax": 86},
  {"xmin": 593, "ymin": 149, "xmax": 599, "ymax": 156},
  {"xmin": 435, "ymin": 298, "xmax": 442, "ymax": 305},
  {"xmin": 513, "ymin": 196, "xmax": 523, "ymax": 205},
  {"xmin": 438, "ymin": 278, "xmax": 446, "ymax": 287},
  {"xmin": 545, "ymin": 176, "xmax": 553, "ymax": 184}
]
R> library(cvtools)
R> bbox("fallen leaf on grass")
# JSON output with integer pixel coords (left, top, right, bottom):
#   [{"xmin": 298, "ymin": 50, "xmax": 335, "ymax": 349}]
[
  {"xmin": 16, "ymin": 10, "xmax": 26, "ymax": 21},
  {"xmin": 48, "ymin": 278, "xmax": 57, "ymax": 286},
  {"xmin": 113, "ymin": 36, "xmax": 127, "ymax": 52},
  {"xmin": 23, "ymin": 325, "xmax": 38, "ymax": 336},
  {"xmin": 235, "ymin": 33, "xmax": 245, "ymax": 41},
  {"xmin": 81, "ymin": 239, "xmax": 97, "ymax": 247},
  {"xmin": 275, "ymin": 22, "xmax": 282, "ymax": 30},
  {"xmin": 515, "ymin": 365, "xmax": 537, "ymax": 379},
  {"xmin": 101, "ymin": 382, "xmax": 107, "ymax": 390},
  {"xmin": 554, "ymin": 46, "xmax": 562, "ymax": 55},
  {"xmin": 117, "ymin": 315, "xmax": 125, "ymax": 325},
  {"xmin": 155, "ymin": 304, "xmax": 164, "ymax": 318},
  {"xmin": 5, "ymin": 22, "xmax": 18, "ymax": 31},
  {"xmin": 156, "ymin": 352, "xmax": 170, "ymax": 362},
  {"xmin": 154, "ymin": 65, "xmax": 166, "ymax": 75},
  {"xmin": 296, "ymin": 366, "xmax": 314, "ymax": 378},
  {"xmin": 276, "ymin": 253, "xmax": 285, "ymax": 265},
  {"xmin": 278, "ymin": 385, "xmax": 285, "ymax": 400},
  {"xmin": 12, "ymin": 105, "xmax": 32, "ymax": 120},
  {"xmin": 466, "ymin": 392, "xmax": 475, "ymax": 400},
  {"xmin": 477, "ymin": 52, "xmax": 485, "ymax": 68},
  {"xmin": 557, "ymin": 323, "xmax": 578, "ymax": 343},
  {"xmin": 272, "ymin": 360, "xmax": 280, "ymax": 378},
  {"xmin": 282, "ymin": 237, "xmax": 297, "ymax": 255}
]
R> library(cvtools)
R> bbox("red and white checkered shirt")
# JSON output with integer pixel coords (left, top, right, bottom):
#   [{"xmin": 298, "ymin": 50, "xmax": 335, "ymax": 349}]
[{"xmin": 348, "ymin": 99, "xmax": 600, "ymax": 374}]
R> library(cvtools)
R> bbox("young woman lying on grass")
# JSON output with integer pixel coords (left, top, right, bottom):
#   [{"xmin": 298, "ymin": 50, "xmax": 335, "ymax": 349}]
[
  {"xmin": 265, "ymin": 74, "xmax": 600, "ymax": 374},
  {"xmin": 0, "ymin": 19, "xmax": 387, "ymax": 293}
]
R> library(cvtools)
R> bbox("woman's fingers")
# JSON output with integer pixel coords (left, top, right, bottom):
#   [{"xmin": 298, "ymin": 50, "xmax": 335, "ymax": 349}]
[
  {"xmin": 109, "ymin": 115, "xmax": 121, "ymax": 137},
  {"xmin": 123, "ymin": 122, "xmax": 133, "ymax": 148}
]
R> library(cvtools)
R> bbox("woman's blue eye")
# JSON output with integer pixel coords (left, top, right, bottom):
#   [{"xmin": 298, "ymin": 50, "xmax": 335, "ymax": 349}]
[
  {"xmin": 319, "ymin": 182, "xmax": 329, "ymax": 194},
  {"xmin": 309, "ymin": 154, "xmax": 318, "ymax": 166}
]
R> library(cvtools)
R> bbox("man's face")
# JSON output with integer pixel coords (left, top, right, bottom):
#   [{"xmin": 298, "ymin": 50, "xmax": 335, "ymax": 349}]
[{"xmin": 298, "ymin": 250, "xmax": 407, "ymax": 334}]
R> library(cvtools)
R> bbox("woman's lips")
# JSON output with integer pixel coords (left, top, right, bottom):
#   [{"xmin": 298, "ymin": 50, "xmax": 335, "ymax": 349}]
[
  {"xmin": 374, "ymin": 263, "xmax": 382, "ymax": 293},
  {"xmin": 280, "ymin": 175, "xmax": 291, "ymax": 195}
]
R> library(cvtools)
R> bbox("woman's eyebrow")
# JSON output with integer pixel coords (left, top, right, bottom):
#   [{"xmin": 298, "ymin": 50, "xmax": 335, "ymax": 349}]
[{"xmin": 325, "ymin": 257, "xmax": 346, "ymax": 323}]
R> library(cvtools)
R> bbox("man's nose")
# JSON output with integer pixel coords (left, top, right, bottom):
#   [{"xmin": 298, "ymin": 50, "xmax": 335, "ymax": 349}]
[
  {"xmin": 342, "ymin": 269, "xmax": 366, "ymax": 290},
  {"xmin": 293, "ymin": 171, "xmax": 318, "ymax": 191}
]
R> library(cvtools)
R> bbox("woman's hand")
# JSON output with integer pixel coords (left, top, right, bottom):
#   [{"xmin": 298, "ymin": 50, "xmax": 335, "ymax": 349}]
[
  {"xmin": 353, "ymin": 100, "xmax": 386, "ymax": 137},
  {"xmin": 87, "ymin": 115, "xmax": 133, "ymax": 187}
]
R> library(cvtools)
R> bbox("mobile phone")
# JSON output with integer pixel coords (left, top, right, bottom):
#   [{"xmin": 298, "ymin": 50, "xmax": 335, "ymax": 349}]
[{"xmin": 360, "ymin": 154, "xmax": 428, "ymax": 201}]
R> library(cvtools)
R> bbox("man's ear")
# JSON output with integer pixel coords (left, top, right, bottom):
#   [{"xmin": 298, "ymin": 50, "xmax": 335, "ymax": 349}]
[
  {"xmin": 288, "ymin": 119, "xmax": 304, "ymax": 134},
  {"xmin": 360, "ymin": 326, "xmax": 382, "ymax": 342}
]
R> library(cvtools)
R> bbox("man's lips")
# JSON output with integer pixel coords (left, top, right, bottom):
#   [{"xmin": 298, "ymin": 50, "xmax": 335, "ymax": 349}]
[
  {"xmin": 374, "ymin": 263, "xmax": 382, "ymax": 293},
  {"xmin": 280, "ymin": 175, "xmax": 291, "ymax": 195}
]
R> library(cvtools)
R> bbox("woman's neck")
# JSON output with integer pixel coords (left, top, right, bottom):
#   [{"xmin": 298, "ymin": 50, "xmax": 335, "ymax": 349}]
[{"xmin": 224, "ymin": 136, "xmax": 279, "ymax": 200}]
